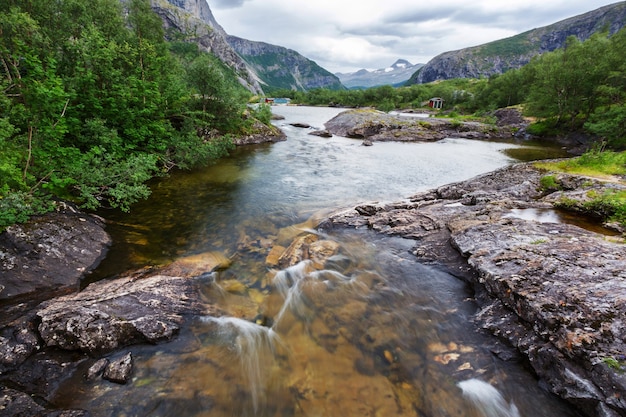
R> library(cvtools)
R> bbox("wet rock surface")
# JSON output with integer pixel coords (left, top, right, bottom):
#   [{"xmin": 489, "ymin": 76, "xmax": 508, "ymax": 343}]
[
  {"xmin": 0, "ymin": 208, "xmax": 111, "ymax": 303},
  {"xmin": 0, "ymin": 265, "xmax": 215, "ymax": 415},
  {"xmin": 36, "ymin": 274, "xmax": 210, "ymax": 356},
  {"xmin": 324, "ymin": 108, "xmax": 521, "ymax": 142},
  {"xmin": 323, "ymin": 162, "xmax": 626, "ymax": 417}
]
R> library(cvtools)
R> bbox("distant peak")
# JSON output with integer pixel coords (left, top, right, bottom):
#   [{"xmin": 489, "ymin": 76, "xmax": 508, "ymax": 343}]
[{"xmin": 391, "ymin": 59, "xmax": 412, "ymax": 68}]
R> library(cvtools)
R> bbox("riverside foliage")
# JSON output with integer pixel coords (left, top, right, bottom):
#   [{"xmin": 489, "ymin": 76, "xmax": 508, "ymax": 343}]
[
  {"xmin": 283, "ymin": 29, "xmax": 626, "ymax": 149},
  {"xmin": 0, "ymin": 0, "xmax": 262, "ymax": 230}
]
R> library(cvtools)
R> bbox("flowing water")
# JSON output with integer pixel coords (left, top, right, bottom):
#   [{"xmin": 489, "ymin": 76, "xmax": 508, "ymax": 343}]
[{"xmin": 54, "ymin": 106, "xmax": 580, "ymax": 416}]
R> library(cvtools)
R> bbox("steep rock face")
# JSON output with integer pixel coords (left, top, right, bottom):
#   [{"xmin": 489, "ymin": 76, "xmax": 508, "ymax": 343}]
[
  {"xmin": 227, "ymin": 35, "xmax": 344, "ymax": 91},
  {"xmin": 408, "ymin": 2, "xmax": 626, "ymax": 84},
  {"xmin": 150, "ymin": 0, "xmax": 263, "ymax": 94},
  {"xmin": 151, "ymin": 0, "xmax": 341, "ymax": 93}
]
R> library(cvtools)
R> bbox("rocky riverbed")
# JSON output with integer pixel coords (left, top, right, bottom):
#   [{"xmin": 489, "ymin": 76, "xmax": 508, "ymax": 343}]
[
  {"xmin": 1, "ymin": 108, "xmax": 625, "ymax": 415},
  {"xmin": 322, "ymin": 163, "xmax": 626, "ymax": 417}
]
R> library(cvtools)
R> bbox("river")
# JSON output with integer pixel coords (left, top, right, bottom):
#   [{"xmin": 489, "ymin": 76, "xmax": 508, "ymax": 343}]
[{"xmin": 56, "ymin": 106, "xmax": 580, "ymax": 416}]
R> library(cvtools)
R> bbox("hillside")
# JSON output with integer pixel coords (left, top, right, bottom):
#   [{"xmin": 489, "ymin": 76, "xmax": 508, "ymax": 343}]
[
  {"xmin": 226, "ymin": 35, "xmax": 344, "ymax": 92},
  {"xmin": 407, "ymin": 2, "xmax": 626, "ymax": 84},
  {"xmin": 151, "ymin": 0, "xmax": 263, "ymax": 94},
  {"xmin": 336, "ymin": 59, "xmax": 424, "ymax": 89},
  {"xmin": 151, "ymin": 0, "xmax": 342, "ymax": 93}
]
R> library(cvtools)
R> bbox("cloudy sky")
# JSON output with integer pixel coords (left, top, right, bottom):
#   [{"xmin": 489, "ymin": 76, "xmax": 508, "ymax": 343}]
[{"xmin": 210, "ymin": 0, "xmax": 621, "ymax": 73}]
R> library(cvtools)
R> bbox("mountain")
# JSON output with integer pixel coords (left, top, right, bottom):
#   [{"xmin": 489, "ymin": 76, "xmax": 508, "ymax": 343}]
[
  {"xmin": 407, "ymin": 2, "xmax": 626, "ymax": 85},
  {"xmin": 150, "ymin": 0, "xmax": 342, "ymax": 93},
  {"xmin": 336, "ymin": 59, "xmax": 424, "ymax": 89},
  {"xmin": 226, "ymin": 35, "xmax": 344, "ymax": 92},
  {"xmin": 151, "ymin": 0, "xmax": 263, "ymax": 94}
]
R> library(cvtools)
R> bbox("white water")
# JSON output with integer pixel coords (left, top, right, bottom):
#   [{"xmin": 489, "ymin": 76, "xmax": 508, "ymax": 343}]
[
  {"xmin": 200, "ymin": 316, "xmax": 282, "ymax": 413},
  {"xmin": 459, "ymin": 379, "xmax": 521, "ymax": 417}
]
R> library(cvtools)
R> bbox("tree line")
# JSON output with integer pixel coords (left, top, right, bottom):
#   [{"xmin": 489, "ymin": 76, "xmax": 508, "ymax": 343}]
[
  {"xmin": 0, "ymin": 0, "xmax": 268, "ymax": 230},
  {"xmin": 280, "ymin": 29, "xmax": 626, "ymax": 149}
]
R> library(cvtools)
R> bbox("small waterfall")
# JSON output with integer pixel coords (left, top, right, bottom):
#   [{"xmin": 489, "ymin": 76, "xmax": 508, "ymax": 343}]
[
  {"xmin": 272, "ymin": 261, "xmax": 315, "ymax": 327},
  {"xmin": 272, "ymin": 260, "xmax": 313, "ymax": 298},
  {"xmin": 201, "ymin": 316, "xmax": 281, "ymax": 413},
  {"xmin": 458, "ymin": 379, "xmax": 521, "ymax": 417}
]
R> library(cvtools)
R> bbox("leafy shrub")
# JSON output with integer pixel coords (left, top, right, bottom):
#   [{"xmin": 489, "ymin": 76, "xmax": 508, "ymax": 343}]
[{"xmin": 0, "ymin": 189, "xmax": 53, "ymax": 232}]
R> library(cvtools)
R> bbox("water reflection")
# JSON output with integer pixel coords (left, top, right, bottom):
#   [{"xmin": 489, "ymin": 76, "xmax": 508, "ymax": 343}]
[{"xmin": 64, "ymin": 107, "xmax": 583, "ymax": 416}]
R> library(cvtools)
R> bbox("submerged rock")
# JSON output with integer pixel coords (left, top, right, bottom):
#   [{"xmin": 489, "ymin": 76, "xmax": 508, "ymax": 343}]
[
  {"xmin": 0, "ymin": 386, "xmax": 89, "ymax": 416},
  {"xmin": 309, "ymin": 129, "xmax": 332, "ymax": 138}
]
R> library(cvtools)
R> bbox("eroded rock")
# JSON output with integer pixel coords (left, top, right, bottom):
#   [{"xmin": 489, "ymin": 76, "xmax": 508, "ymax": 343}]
[
  {"xmin": 36, "ymin": 274, "xmax": 211, "ymax": 355},
  {"xmin": 102, "ymin": 352, "xmax": 133, "ymax": 384}
]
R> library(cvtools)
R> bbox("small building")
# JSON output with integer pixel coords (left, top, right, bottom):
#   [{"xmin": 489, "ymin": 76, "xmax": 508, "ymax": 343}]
[{"xmin": 427, "ymin": 97, "xmax": 444, "ymax": 109}]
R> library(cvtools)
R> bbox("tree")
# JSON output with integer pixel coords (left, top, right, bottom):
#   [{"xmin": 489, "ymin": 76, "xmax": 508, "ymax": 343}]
[{"xmin": 525, "ymin": 34, "xmax": 610, "ymax": 128}]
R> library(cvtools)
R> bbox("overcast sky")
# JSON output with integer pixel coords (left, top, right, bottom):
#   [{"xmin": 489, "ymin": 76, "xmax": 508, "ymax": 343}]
[{"xmin": 210, "ymin": 0, "xmax": 621, "ymax": 73}]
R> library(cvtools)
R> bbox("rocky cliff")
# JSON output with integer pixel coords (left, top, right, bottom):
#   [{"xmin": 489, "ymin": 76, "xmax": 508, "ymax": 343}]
[
  {"xmin": 150, "ymin": 0, "xmax": 342, "ymax": 93},
  {"xmin": 226, "ymin": 35, "xmax": 344, "ymax": 92},
  {"xmin": 151, "ymin": 0, "xmax": 263, "ymax": 94},
  {"xmin": 408, "ymin": 2, "xmax": 626, "ymax": 85}
]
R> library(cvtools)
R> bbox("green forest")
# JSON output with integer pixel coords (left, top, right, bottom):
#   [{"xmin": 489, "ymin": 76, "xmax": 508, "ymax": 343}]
[
  {"xmin": 0, "ymin": 0, "xmax": 271, "ymax": 230},
  {"xmin": 279, "ymin": 29, "xmax": 626, "ymax": 150}
]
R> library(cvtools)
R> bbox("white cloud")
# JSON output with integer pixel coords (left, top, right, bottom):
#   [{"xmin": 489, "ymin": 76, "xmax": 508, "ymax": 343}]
[{"xmin": 210, "ymin": 0, "xmax": 621, "ymax": 73}]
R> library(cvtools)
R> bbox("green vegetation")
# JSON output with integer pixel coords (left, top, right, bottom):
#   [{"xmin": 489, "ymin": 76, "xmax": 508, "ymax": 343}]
[
  {"xmin": 0, "ymin": 0, "xmax": 265, "ymax": 231},
  {"xmin": 535, "ymin": 149, "xmax": 626, "ymax": 178},
  {"xmin": 539, "ymin": 175, "xmax": 561, "ymax": 192},
  {"xmin": 284, "ymin": 28, "xmax": 626, "ymax": 149},
  {"xmin": 275, "ymin": 78, "xmax": 486, "ymax": 113},
  {"xmin": 536, "ymin": 149, "xmax": 626, "ymax": 226},
  {"xmin": 602, "ymin": 356, "xmax": 625, "ymax": 372},
  {"xmin": 476, "ymin": 32, "xmax": 536, "ymax": 59}
]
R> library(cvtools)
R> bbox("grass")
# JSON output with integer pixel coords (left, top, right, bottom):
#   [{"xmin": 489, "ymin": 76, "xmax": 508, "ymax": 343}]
[
  {"xmin": 535, "ymin": 149, "xmax": 626, "ymax": 228},
  {"xmin": 534, "ymin": 149, "xmax": 626, "ymax": 179},
  {"xmin": 602, "ymin": 356, "xmax": 625, "ymax": 372}
]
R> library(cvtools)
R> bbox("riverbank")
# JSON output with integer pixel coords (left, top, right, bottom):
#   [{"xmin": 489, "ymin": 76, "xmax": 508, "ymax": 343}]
[{"xmin": 323, "ymin": 162, "xmax": 626, "ymax": 417}]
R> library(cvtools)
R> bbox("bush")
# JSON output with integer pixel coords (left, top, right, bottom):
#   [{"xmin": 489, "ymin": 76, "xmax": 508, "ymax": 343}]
[{"xmin": 0, "ymin": 189, "xmax": 53, "ymax": 232}]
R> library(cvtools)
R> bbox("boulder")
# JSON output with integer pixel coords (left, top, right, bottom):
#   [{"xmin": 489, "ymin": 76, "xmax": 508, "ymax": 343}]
[
  {"xmin": 0, "ymin": 209, "xmax": 111, "ymax": 303},
  {"xmin": 36, "ymin": 274, "xmax": 212, "ymax": 355},
  {"xmin": 324, "ymin": 109, "xmax": 514, "ymax": 142},
  {"xmin": 102, "ymin": 352, "xmax": 133, "ymax": 384}
]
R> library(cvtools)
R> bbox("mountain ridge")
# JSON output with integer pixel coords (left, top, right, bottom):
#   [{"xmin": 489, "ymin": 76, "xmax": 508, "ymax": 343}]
[
  {"xmin": 407, "ymin": 1, "xmax": 626, "ymax": 85},
  {"xmin": 151, "ymin": 0, "xmax": 343, "ymax": 93},
  {"xmin": 336, "ymin": 59, "xmax": 424, "ymax": 89},
  {"xmin": 226, "ymin": 35, "xmax": 344, "ymax": 92}
]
